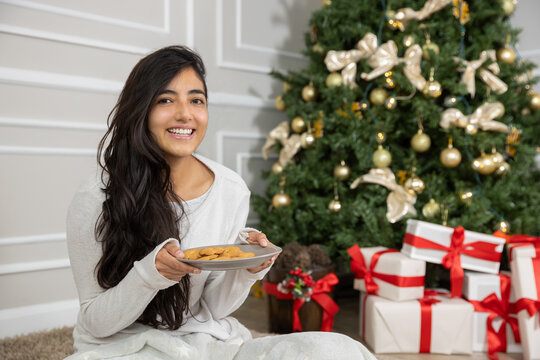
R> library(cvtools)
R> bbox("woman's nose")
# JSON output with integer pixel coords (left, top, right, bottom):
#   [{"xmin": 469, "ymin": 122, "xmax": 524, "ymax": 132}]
[{"xmin": 174, "ymin": 101, "xmax": 191, "ymax": 121}]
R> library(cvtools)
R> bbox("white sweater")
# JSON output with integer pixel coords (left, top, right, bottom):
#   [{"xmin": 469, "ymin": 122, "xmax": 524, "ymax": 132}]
[{"xmin": 66, "ymin": 154, "xmax": 269, "ymax": 354}]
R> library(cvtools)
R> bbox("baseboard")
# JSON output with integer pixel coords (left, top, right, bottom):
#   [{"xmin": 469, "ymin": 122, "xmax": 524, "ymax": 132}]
[{"xmin": 0, "ymin": 299, "xmax": 79, "ymax": 338}]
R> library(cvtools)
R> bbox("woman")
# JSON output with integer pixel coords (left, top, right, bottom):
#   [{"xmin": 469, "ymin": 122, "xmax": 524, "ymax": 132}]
[{"xmin": 66, "ymin": 45, "xmax": 376, "ymax": 360}]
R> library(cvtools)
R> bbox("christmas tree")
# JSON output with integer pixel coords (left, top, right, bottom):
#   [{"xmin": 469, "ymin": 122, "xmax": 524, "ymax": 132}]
[{"xmin": 253, "ymin": 0, "xmax": 540, "ymax": 267}]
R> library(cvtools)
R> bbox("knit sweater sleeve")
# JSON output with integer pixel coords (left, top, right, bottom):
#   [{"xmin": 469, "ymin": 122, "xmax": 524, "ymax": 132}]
[{"xmin": 66, "ymin": 186, "xmax": 178, "ymax": 338}]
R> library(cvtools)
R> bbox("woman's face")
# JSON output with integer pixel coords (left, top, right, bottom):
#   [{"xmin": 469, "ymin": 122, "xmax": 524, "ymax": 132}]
[{"xmin": 148, "ymin": 67, "xmax": 208, "ymax": 163}]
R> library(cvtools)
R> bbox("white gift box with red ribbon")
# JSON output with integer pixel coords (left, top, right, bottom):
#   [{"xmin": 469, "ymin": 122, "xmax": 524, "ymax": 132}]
[
  {"xmin": 401, "ymin": 220, "xmax": 505, "ymax": 297},
  {"xmin": 359, "ymin": 290, "xmax": 473, "ymax": 354},
  {"xmin": 349, "ymin": 245, "xmax": 426, "ymax": 302},
  {"xmin": 463, "ymin": 271, "xmax": 522, "ymax": 354},
  {"xmin": 510, "ymin": 246, "xmax": 540, "ymax": 360}
]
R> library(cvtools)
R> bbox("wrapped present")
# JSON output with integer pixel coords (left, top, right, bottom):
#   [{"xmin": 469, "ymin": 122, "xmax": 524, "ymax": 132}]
[
  {"xmin": 401, "ymin": 219, "xmax": 505, "ymax": 297},
  {"xmin": 348, "ymin": 244, "xmax": 425, "ymax": 301},
  {"xmin": 510, "ymin": 247, "xmax": 540, "ymax": 360},
  {"xmin": 359, "ymin": 289, "xmax": 474, "ymax": 354},
  {"xmin": 463, "ymin": 271, "xmax": 521, "ymax": 358}
]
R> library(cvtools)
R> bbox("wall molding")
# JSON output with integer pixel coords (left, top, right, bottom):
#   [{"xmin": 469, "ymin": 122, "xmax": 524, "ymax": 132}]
[
  {"xmin": 0, "ymin": 117, "xmax": 107, "ymax": 131},
  {"xmin": 0, "ymin": 258, "xmax": 71, "ymax": 275},
  {"xmin": 216, "ymin": 131, "xmax": 267, "ymax": 165},
  {"xmin": 0, "ymin": 0, "xmax": 170, "ymax": 33},
  {"xmin": 0, "ymin": 233, "xmax": 66, "ymax": 246},
  {"xmin": 0, "ymin": 299, "xmax": 78, "ymax": 338},
  {"xmin": 0, "ymin": 145, "xmax": 97, "ymax": 156}
]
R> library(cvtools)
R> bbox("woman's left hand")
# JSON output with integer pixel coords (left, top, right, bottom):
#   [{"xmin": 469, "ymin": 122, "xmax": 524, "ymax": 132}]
[{"xmin": 245, "ymin": 231, "xmax": 278, "ymax": 274}]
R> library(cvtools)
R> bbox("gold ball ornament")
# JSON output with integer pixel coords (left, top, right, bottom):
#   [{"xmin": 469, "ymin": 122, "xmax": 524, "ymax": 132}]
[
  {"xmin": 497, "ymin": 47, "xmax": 516, "ymax": 65},
  {"xmin": 497, "ymin": 220, "xmax": 511, "ymax": 233},
  {"xmin": 302, "ymin": 83, "xmax": 317, "ymax": 102},
  {"xmin": 283, "ymin": 82, "xmax": 291, "ymax": 93},
  {"xmin": 404, "ymin": 175, "xmax": 425, "ymax": 195},
  {"xmin": 440, "ymin": 144, "xmax": 462, "ymax": 168},
  {"xmin": 490, "ymin": 151, "xmax": 505, "ymax": 166},
  {"xmin": 312, "ymin": 43, "xmax": 324, "ymax": 53},
  {"xmin": 328, "ymin": 199, "xmax": 342, "ymax": 213},
  {"xmin": 411, "ymin": 130, "xmax": 431, "ymax": 152},
  {"xmin": 423, "ymin": 79, "xmax": 442, "ymax": 98},
  {"xmin": 322, "ymin": 0, "xmax": 332, "ymax": 7},
  {"xmin": 291, "ymin": 116, "xmax": 307, "ymax": 133},
  {"xmin": 472, "ymin": 153, "xmax": 496, "ymax": 175},
  {"xmin": 495, "ymin": 161, "xmax": 511, "ymax": 175},
  {"xmin": 422, "ymin": 40, "xmax": 440, "ymax": 60},
  {"xmin": 530, "ymin": 92, "xmax": 540, "ymax": 110},
  {"xmin": 500, "ymin": 0, "xmax": 515, "ymax": 15},
  {"xmin": 272, "ymin": 162, "xmax": 284, "ymax": 174},
  {"xmin": 274, "ymin": 95, "xmax": 286, "ymax": 111},
  {"xmin": 333, "ymin": 160, "xmax": 351, "ymax": 180},
  {"xmin": 272, "ymin": 192, "xmax": 291, "ymax": 208},
  {"xmin": 300, "ymin": 132, "xmax": 316, "ymax": 148},
  {"xmin": 422, "ymin": 199, "xmax": 441, "ymax": 218},
  {"xmin": 373, "ymin": 145, "xmax": 392, "ymax": 168},
  {"xmin": 369, "ymin": 88, "xmax": 388, "ymax": 106},
  {"xmin": 326, "ymin": 72, "xmax": 343, "ymax": 87}
]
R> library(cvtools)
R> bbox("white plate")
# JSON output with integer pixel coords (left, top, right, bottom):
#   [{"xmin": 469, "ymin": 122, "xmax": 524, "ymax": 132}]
[{"xmin": 176, "ymin": 244, "xmax": 282, "ymax": 271}]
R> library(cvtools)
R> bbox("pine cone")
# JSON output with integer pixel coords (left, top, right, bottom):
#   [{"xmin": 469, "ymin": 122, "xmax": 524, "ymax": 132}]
[
  {"xmin": 307, "ymin": 244, "xmax": 332, "ymax": 267},
  {"xmin": 294, "ymin": 249, "xmax": 312, "ymax": 269}
]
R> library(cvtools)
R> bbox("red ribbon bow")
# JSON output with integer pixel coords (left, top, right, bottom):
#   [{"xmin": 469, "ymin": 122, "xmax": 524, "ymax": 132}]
[
  {"xmin": 495, "ymin": 231, "xmax": 540, "ymax": 259},
  {"xmin": 514, "ymin": 257, "xmax": 540, "ymax": 326},
  {"xmin": 404, "ymin": 226, "xmax": 501, "ymax": 298},
  {"xmin": 468, "ymin": 274, "xmax": 520, "ymax": 360},
  {"xmin": 263, "ymin": 273, "xmax": 339, "ymax": 332},
  {"xmin": 417, "ymin": 289, "xmax": 448, "ymax": 353},
  {"xmin": 347, "ymin": 244, "xmax": 424, "ymax": 295}
]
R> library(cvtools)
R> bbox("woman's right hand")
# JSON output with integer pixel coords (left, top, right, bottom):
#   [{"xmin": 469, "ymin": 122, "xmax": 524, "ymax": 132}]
[{"xmin": 156, "ymin": 243, "xmax": 201, "ymax": 281}]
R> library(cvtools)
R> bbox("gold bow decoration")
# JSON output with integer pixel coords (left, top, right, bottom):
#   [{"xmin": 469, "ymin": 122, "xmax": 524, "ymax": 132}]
[
  {"xmin": 453, "ymin": 50, "xmax": 508, "ymax": 98},
  {"xmin": 440, "ymin": 102, "xmax": 509, "ymax": 133},
  {"xmin": 394, "ymin": 0, "xmax": 453, "ymax": 31},
  {"xmin": 324, "ymin": 33, "xmax": 378, "ymax": 88},
  {"xmin": 360, "ymin": 41, "xmax": 426, "ymax": 91},
  {"xmin": 262, "ymin": 121, "xmax": 302, "ymax": 167},
  {"xmin": 350, "ymin": 167, "xmax": 417, "ymax": 223}
]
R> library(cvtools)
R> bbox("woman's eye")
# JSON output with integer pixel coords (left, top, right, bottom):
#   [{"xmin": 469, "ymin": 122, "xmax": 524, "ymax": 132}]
[
  {"xmin": 157, "ymin": 98, "xmax": 172, "ymax": 104},
  {"xmin": 192, "ymin": 98, "xmax": 205, "ymax": 105}
]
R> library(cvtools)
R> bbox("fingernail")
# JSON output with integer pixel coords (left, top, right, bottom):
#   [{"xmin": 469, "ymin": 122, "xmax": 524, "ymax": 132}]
[
  {"xmin": 261, "ymin": 239, "xmax": 268, "ymax": 246},
  {"xmin": 175, "ymin": 250, "xmax": 183, "ymax": 257}
]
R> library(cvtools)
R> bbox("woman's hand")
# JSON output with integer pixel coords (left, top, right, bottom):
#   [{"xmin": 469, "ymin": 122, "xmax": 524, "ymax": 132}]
[
  {"xmin": 156, "ymin": 243, "xmax": 201, "ymax": 281},
  {"xmin": 245, "ymin": 231, "xmax": 279, "ymax": 274}
]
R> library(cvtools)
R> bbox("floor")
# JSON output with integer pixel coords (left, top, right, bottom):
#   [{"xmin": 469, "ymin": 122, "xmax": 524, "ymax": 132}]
[{"xmin": 231, "ymin": 289, "xmax": 523, "ymax": 360}]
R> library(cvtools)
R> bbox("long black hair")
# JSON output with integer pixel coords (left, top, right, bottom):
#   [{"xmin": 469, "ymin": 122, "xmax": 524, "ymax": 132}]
[{"xmin": 95, "ymin": 45, "xmax": 207, "ymax": 330}]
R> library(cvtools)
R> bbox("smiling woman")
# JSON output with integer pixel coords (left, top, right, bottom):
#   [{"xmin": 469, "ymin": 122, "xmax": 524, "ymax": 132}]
[{"xmin": 65, "ymin": 45, "xmax": 376, "ymax": 360}]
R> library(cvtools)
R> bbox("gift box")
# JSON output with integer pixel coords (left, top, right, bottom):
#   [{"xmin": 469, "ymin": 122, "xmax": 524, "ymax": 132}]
[
  {"xmin": 510, "ymin": 248, "xmax": 540, "ymax": 360},
  {"xmin": 463, "ymin": 271, "xmax": 521, "ymax": 356},
  {"xmin": 401, "ymin": 219, "xmax": 505, "ymax": 297},
  {"xmin": 359, "ymin": 290, "xmax": 474, "ymax": 354},
  {"xmin": 348, "ymin": 244, "xmax": 425, "ymax": 301}
]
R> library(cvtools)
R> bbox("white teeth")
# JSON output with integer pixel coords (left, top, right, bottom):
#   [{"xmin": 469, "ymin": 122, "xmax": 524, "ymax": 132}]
[{"xmin": 168, "ymin": 128, "xmax": 193, "ymax": 135}]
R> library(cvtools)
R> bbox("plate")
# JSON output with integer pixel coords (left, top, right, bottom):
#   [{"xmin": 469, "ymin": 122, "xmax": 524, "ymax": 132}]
[{"xmin": 176, "ymin": 244, "xmax": 282, "ymax": 271}]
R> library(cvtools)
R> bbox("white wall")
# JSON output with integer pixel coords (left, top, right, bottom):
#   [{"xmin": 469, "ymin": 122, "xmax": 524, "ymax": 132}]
[{"xmin": 0, "ymin": 0, "xmax": 538, "ymax": 338}]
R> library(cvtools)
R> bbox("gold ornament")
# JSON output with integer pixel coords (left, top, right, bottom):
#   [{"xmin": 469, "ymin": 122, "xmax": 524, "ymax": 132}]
[
  {"xmin": 272, "ymin": 192, "xmax": 291, "ymax": 208},
  {"xmin": 422, "ymin": 198, "xmax": 441, "ymax": 218},
  {"xmin": 283, "ymin": 82, "xmax": 291, "ymax": 92},
  {"xmin": 369, "ymin": 88, "xmax": 388, "ymax": 106},
  {"xmin": 411, "ymin": 129, "xmax": 431, "ymax": 152},
  {"xmin": 404, "ymin": 175, "xmax": 425, "ymax": 195},
  {"xmin": 334, "ymin": 160, "xmax": 351, "ymax": 180},
  {"xmin": 497, "ymin": 47, "xmax": 516, "ymax": 65},
  {"xmin": 530, "ymin": 92, "xmax": 540, "ymax": 110},
  {"xmin": 500, "ymin": 0, "xmax": 515, "ymax": 15},
  {"xmin": 312, "ymin": 43, "xmax": 324, "ymax": 53},
  {"xmin": 328, "ymin": 183, "xmax": 342, "ymax": 213},
  {"xmin": 326, "ymin": 72, "xmax": 343, "ymax": 87},
  {"xmin": 440, "ymin": 139, "xmax": 462, "ymax": 168},
  {"xmin": 459, "ymin": 189, "xmax": 474, "ymax": 204},
  {"xmin": 322, "ymin": 0, "xmax": 332, "ymax": 7},
  {"xmin": 302, "ymin": 82, "xmax": 317, "ymax": 102},
  {"xmin": 373, "ymin": 145, "xmax": 392, "ymax": 168},
  {"xmin": 385, "ymin": 96, "xmax": 397, "ymax": 110},
  {"xmin": 490, "ymin": 149, "xmax": 505, "ymax": 166},
  {"xmin": 472, "ymin": 152, "xmax": 496, "ymax": 175},
  {"xmin": 274, "ymin": 95, "xmax": 286, "ymax": 111},
  {"xmin": 403, "ymin": 35, "xmax": 415, "ymax": 47},
  {"xmin": 300, "ymin": 131, "xmax": 316, "ymax": 148},
  {"xmin": 495, "ymin": 161, "xmax": 510, "ymax": 175},
  {"xmin": 497, "ymin": 220, "xmax": 511, "ymax": 234},
  {"xmin": 422, "ymin": 68, "xmax": 442, "ymax": 98},
  {"xmin": 291, "ymin": 116, "xmax": 307, "ymax": 133},
  {"xmin": 272, "ymin": 162, "xmax": 284, "ymax": 174},
  {"xmin": 422, "ymin": 35, "xmax": 440, "ymax": 60}
]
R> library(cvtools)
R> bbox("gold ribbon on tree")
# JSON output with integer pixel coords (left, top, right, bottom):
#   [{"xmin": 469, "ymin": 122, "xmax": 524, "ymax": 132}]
[
  {"xmin": 324, "ymin": 33, "xmax": 378, "ymax": 88},
  {"xmin": 350, "ymin": 167, "xmax": 417, "ymax": 223},
  {"xmin": 262, "ymin": 121, "xmax": 302, "ymax": 167},
  {"xmin": 453, "ymin": 50, "xmax": 508, "ymax": 98},
  {"xmin": 440, "ymin": 102, "xmax": 509, "ymax": 133},
  {"xmin": 394, "ymin": 0, "xmax": 453, "ymax": 31},
  {"xmin": 360, "ymin": 41, "xmax": 426, "ymax": 91}
]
